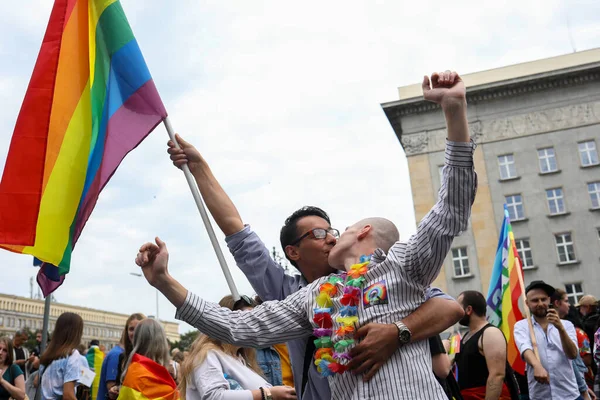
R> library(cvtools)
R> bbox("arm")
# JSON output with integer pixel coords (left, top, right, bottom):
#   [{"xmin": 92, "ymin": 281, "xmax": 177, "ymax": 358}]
[
  {"xmin": 226, "ymin": 227, "xmax": 298, "ymax": 301},
  {"xmin": 176, "ymin": 289, "xmax": 312, "ymax": 348},
  {"xmin": 62, "ymin": 381, "xmax": 77, "ymax": 400},
  {"xmin": 429, "ymin": 335, "xmax": 452, "ymax": 379},
  {"xmin": 514, "ymin": 321, "xmax": 549, "ymax": 384},
  {"xmin": 481, "ymin": 328, "xmax": 507, "ymax": 400},
  {"xmin": 560, "ymin": 322, "xmax": 579, "ymax": 360},
  {"xmin": 0, "ymin": 369, "xmax": 25, "ymax": 400}
]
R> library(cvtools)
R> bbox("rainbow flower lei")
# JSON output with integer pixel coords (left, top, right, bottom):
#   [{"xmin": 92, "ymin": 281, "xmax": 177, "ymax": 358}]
[{"xmin": 312, "ymin": 255, "xmax": 371, "ymax": 377}]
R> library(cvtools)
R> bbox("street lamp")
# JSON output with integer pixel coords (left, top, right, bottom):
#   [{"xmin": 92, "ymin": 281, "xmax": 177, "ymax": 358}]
[{"xmin": 129, "ymin": 272, "xmax": 159, "ymax": 321}]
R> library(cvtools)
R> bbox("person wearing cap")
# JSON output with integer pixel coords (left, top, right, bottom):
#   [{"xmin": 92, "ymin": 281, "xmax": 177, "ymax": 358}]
[
  {"xmin": 514, "ymin": 280, "xmax": 581, "ymax": 400},
  {"xmin": 577, "ymin": 296, "xmax": 598, "ymax": 319}
]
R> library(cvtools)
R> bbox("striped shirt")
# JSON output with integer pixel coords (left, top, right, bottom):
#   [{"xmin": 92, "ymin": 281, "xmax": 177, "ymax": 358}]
[{"xmin": 176, "ymin": 139, "xmax": 477, "ymax": 399}]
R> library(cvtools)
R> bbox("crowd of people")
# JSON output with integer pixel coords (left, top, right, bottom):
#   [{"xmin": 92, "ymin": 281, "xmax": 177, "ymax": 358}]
[{"xmin": 2, "ymin": 71, "xmax": 599, "ymax": 400}]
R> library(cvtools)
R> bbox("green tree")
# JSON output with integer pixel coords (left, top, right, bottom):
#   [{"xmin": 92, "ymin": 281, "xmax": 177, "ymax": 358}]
[{"xmin": 170, "ymin": 330, "xmax": 200, "ymax": 352}]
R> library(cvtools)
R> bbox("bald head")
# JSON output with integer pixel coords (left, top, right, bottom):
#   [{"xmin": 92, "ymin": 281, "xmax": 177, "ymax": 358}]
[{"xmin": 353, "ymin": 217, "xmax": 399, "ymax": 253}]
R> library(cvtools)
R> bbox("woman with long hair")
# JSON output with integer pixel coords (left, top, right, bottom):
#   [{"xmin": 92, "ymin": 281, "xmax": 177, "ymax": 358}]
[
  {"xmin": 107, "ymin": 313, "xmax": 145, "ymax": 400},
  {"xmin": 117, "ymin": 319, "xmax": 178, "ymax": 400},
  {"xmin": 39, "ymin": 312, "xmax": 86, "ymax": 400},
  {"xmin": 0, "ymin": 336, "xmax": 26, "ymax": 400},
  {"xmin": 180, "ymin": 295, "xmax": 296, "ymax": 400}
]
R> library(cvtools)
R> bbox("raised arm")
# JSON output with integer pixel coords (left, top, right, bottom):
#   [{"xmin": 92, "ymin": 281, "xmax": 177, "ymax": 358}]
[
  {"xmin": 168, "ymin": 135, "xmax": 297, "ymax": 301},
  {"xmin": 136, "ymin": 238, "xmax": 313, "ymax": 348},
  {"xmin": 168, "ymin": 134, "xmax": 243, "ymax": 236},
  {"xmin": 395, "ymin": 71, "xmax": 476, "ymax": 287}
]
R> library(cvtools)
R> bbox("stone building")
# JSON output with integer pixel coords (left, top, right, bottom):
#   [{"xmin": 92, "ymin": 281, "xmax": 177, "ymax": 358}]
[
  {"xmin": 382, "ymin": 48, "xmax": 600, "ymax": 303},
  {"xmin": 0, "ymin": 293, "xmax": 180, "ymax": 348}
]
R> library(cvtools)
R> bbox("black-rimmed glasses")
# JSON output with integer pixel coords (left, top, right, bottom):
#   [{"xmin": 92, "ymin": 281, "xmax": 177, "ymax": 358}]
[{"xmin": 291, "ymin": 227, "xmax": 340, "ymax": 245}]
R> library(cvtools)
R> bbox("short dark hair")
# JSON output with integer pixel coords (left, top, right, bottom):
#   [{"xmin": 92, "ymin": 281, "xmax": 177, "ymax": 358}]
[
  {"xmin": 460, "ymin": 290, "xmax": 487, "ymax": 317},
  {"xmin": 279, "ymin": 206, "xmax": 331, "ymax": 268}
]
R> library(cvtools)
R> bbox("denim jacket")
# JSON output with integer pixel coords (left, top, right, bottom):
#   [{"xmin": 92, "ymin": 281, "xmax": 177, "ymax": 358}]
[{"xmin": 256, "ymin": 347, "xmax": 283, "ymax": 387}]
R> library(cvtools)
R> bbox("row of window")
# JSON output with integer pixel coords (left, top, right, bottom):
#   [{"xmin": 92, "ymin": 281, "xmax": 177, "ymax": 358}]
[
  {"xmin": 504, "ymin": 182, "xmax": 600, "ymax": 220},
  {"xmin": 497, "ymin": 140, "xmax": 599, "ymax": 180},
  {"xmin": 83, "ymin": 326, "xmax": 121, "ymax": 338},
  {"xmin": 451, "ymin": 228, "xmax": 600, "ymax": 277}
]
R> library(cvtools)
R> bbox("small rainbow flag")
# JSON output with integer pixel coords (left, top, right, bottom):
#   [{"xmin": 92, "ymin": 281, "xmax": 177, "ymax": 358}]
[
  {"xmin": 117, "ymin": 354, "xmax": 179, "ymax": 400},
  {"xmin": 448, "ymin": 332, "xmax": 461, "ymax": 380},
  {"xmin": 485, "ymin": 206, "xmax": 526, "ymax": 375},
  {"xmin": 86, "ymin": 346, "xmax": 105, "ymax": 400},
  {"xmin": 0, "ymin": 0, "xmax": 166, "ymax": 294}
]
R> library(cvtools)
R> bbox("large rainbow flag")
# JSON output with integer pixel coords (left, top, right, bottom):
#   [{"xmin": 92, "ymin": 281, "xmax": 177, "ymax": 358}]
[
  {"xmin": 0, "ymin": 0, "xmax": 167, "ymax": 294},
  {"xmin": 86, "ymin": 346, "xmax": 105, "ymax": 400},
  {"xmin": 486, "ymin": 205, "xmax": 526, "ymax": 375},
  {"xmin": 117, "ymin": 354, "xmax": 179, "ymax": 400}
]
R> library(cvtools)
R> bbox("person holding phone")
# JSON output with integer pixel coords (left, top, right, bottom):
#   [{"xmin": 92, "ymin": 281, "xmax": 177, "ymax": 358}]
[{"xmin": 514, "ymin": 281, "xmax": 582, "ymax": 400}]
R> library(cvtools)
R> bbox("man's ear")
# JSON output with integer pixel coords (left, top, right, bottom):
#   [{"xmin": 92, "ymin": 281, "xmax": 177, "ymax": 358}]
[
  {"xmin": 284, "ymin": 245, "xmax": 300, "ymax": 263},
  {"xmin": 357, "ymin": 224, "xmax": 372, "ymax": 241},
  {"xmin": 464, "ymin": 305, "xmax": 473, "ymax": 316}
]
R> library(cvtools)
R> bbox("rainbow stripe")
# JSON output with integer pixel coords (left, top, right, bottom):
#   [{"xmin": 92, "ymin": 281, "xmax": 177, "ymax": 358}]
[
  {"xmin": 86, "ymin": 346, "xmax": 105, "ymax": 400},
  {"xmin": 117, "ymin": 354, "xmax": 179, "ymax": 400},
  {"xmin": 486, "ymin": 206, "xmax": 526, "ymax": 375},
  {"xmin": 0, "ymin": 0, "xmax": 166, "ymax": 285}
]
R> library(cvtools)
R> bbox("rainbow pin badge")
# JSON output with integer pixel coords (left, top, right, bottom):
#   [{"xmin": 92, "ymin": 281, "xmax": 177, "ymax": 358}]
[{"xmin": 362, "ymin": 280, "xmax": 388, "ymax": 308}]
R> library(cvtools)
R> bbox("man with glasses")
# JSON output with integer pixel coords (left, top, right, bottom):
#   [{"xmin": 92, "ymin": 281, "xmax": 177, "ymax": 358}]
[{"xmin": 160, "ymin": 71, "xmax": 467, "ymax": 399}]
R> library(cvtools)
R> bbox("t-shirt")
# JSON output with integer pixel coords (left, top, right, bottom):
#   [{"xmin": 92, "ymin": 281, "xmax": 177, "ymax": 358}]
[
  {"xmin": 576, "ymin": 327, "xmax": 592, "ymax": 358},
  {"xmin": 39, "ymin": 350, "xmax": 86, "ymax": 400},
  {"xmin": 272, "ymin": 343, "xmax": 294, "ymax": 387},
  {"xmin": 0, "ymin": 365, "xmax": 23, "ymax": 400},
  {"xmin": 14, "ymin": 347, "xmax": 25, "ymax": 362},
  {"xmin": 97, "ymin": 346, "xmax": 124, "ymax": 400}
]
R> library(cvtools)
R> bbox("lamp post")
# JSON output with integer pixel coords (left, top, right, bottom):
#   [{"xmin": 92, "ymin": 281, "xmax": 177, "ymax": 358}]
[{"xmin": 129, "ymin": 272, "xmax": 159, "ymax": 321}]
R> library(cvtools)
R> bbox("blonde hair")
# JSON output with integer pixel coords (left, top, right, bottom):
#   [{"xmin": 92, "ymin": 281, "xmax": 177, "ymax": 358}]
[
  {"xmin": 179, "ymin": 295, "xmax": 262, "ymax": 400},
  {"xmin": 121, "ymin": 319, "xmax": 170, "ymax": 383}
]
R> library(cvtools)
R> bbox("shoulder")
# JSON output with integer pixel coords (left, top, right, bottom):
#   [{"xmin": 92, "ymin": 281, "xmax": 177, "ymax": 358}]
[
  {"xmin": 11, "ymin": 364, "xmax": 24, "ymax": 376},
  {"xmin": 562, "ymin": 320, "xmax": 575, "ymax": 330},
  {"xmin": 481, "ymin": 326, "xmax": 506, "ymax": 344}
]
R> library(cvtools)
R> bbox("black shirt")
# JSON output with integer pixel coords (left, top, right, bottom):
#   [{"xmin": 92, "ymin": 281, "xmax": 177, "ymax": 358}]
[{"xmin": 14, "ymin": 346, "xmax": 25, "ymax": 362}]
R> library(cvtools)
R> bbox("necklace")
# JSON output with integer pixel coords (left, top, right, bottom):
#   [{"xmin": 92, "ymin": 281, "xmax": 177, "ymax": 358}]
[{"xmin": 313, "ymin": 255, "xmax": 371, "ymax": 377}]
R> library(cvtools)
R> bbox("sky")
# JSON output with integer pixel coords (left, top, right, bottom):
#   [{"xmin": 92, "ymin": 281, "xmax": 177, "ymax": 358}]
[{"xmin": 0, "ymin": 0, "xmax": 599, "ymax": 334}]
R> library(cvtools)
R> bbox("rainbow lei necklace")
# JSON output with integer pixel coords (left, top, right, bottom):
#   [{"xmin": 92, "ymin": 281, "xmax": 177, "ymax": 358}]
[{"xmin": 312, "ymin": 255, "xmax": 371, "ymax": 377}]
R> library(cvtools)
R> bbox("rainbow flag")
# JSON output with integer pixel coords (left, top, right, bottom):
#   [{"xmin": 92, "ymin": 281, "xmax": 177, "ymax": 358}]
[
  {"xmin": 486, "ymin": 205, "xmax": 526, "ymax": 375},
  {"xmin": 448, "ymin": 332, "xmax": 461, "ymax": 380},
  {"xmin": 0, "ymin": 0, "xmax": 166, "ymax": 295},
  {"xmin": 86, "ymin": 346, "xmax": 105, "ymax": 400},
  {"xmin": 117, "ymin": 354, "xmax": 179, "ymax": 400}
]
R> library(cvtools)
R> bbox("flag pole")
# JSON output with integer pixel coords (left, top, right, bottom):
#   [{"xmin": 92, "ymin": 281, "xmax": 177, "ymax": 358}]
[
  {"xmin": 514, "ymin": 256, "xmax": 539, "ymax": 359},
  {"xmin": 162, "ymin": 117, "xmax": 240, "ymax": 300}
]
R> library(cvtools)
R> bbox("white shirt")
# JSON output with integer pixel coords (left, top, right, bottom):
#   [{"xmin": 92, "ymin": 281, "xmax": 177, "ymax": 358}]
[
  {"xmin": 514, "ymin": 317, "xmax": 579, "ymax": 400},
  {"xmin": 186, "ymin": 350, "xmax": 271, "ymax": 400},
  {"xmin": 176, "ymin": 140, "xmax": 477, "ymax": 400}
]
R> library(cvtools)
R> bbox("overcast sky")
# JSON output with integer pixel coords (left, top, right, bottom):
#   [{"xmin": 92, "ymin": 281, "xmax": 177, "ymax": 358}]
[{"xmin": 0, "ymin": 0, "xmax": 599, "ymax": 333}]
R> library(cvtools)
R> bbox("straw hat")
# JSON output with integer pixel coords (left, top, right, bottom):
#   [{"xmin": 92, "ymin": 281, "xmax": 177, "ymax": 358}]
[{"xmin": 576, "ymin": 295, "xmax": 598, "ymax": 307}]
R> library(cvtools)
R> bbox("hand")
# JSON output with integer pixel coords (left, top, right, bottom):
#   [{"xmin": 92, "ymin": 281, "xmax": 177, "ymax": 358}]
[
  {"xmin": 270, "ymin": 385, "xmax": 297, "ymax": 400},
  {"xmin": 167, "ymin": 134, "xmax": 204, "ymax": 172},
  {"xmin": 347, "ymin": 323, "xmax": 399, "ymax": 381},
  {"xmin": 533, "ymin": 364, "xmax": 549, "ymax": 384},
  {"xmin": 588, "ymin": 388, "xmax": 597, "ymax": 400},
  {"xmin": 422, "ymin": 71, "xmax": 466, "ymax": 109},
  {"xmin": 546, "ymin": 309, "xmax": 563, "ymax": 329},
  {"xmin": 135, "ymin": 237, "xmax": 170, "ymax": 288},
  {"xmin": 28, "ymin": 354, "xmax": 36, "ymax": 363},
  {"xmin": 108, "ymin": 385, "xmax": 120, "ymax": 400}
]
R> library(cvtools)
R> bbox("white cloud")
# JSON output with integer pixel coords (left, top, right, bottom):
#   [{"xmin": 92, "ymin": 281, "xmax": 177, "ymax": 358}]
[{"xmin": 0, "ymin": 0, "xmax": 598, "ymax": 335}]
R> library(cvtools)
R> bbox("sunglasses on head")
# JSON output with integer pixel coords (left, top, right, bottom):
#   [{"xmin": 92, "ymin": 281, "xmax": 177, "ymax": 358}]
[
  {"xmin": 233, "ymin": 295, "xmax": 255, "ymax": 310},
  {"xmin": 291, "ymin": 227, "xmax": 340, "ymax": 246}
]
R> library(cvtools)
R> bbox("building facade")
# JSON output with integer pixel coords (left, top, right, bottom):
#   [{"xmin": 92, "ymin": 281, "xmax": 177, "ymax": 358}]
[
  {"xmin": 0, "ymin": 293, "xmax": 180, "ymax": 348},
  {"xmin": 382, "ymin": 48, "xmax": 600, "ymax": 303}
]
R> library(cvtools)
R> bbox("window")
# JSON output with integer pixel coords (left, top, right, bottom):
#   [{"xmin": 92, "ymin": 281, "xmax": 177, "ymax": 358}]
[
  {"xmin": 505, "ymin": 195, "xmax": 525, "ymax": 220},
  {"xmin": 565, "ymin": 283, "xmax": 584, "ymax": 306},
  {"xmin": 498, "ymin": 154, "xmax": 517, "ymax": 180},
  {"xmin": 515, "ymin": 239, "xmax": 534, "ymax": 269},
  {"xmin": 452, "ymin": 247, "xmax": 470, "ymax": 277},
  {"xmin": 588, "ymin": 182, "xmax": 600, "ymax": 209},
  {"xmin": 555, "ymin": 233, "xmax": 576, "ymax": 264},
  {"xmin": 538, "ymin": 147, "xmax": 558, "ymax": 173},
  {"xmin": 579, "ymin": 141, "xmax": 599, "ymax": 167},
  {"xmin": 546, "ymin": 188, "xmax": 566, "ymax": 215}
]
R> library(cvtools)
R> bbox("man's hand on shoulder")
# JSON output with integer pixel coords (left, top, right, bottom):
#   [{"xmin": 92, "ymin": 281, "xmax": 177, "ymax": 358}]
[{"xmin": 347, "ymin": 323, "xmax": 400, "ymax": 381}]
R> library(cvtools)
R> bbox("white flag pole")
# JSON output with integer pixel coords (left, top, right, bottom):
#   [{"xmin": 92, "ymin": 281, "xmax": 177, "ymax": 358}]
[{"xmin": 163, "ymin": 116, "xmax": 240, "ymax": 300}]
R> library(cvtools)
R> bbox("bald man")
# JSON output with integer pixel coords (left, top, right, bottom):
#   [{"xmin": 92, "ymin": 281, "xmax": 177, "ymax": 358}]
[{"xmin": 135, "ymin": 71, "xmax": 477, "ymax": 400}]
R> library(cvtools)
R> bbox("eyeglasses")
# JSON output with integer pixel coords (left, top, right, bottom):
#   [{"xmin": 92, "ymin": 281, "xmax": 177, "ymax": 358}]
[
  {"xmin": 233, "ymin": 295, "xmax": 255, "ymax": 310},
  {"xmin": 291, "ymin": 228, "xmax": 340, "ymax": 245}
]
